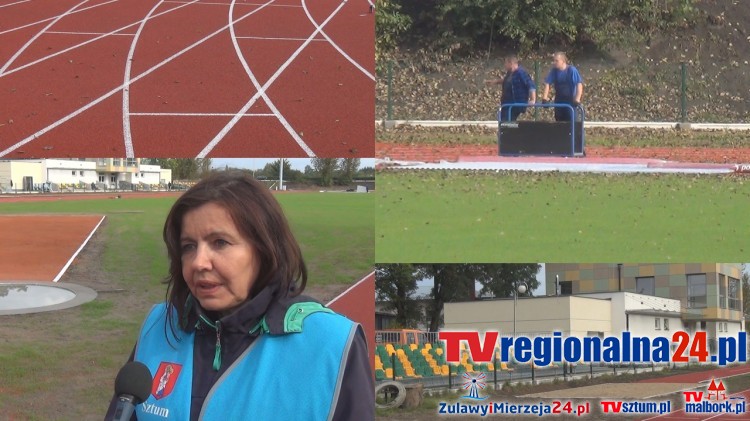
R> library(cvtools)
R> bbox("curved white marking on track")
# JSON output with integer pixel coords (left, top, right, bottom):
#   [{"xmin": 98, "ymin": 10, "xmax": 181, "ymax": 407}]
[
  {"xmin": 228, "ymin": 0, "xmax": 312, "ymax": 156},
  {"xmin": 0, "ymin": 0, "xmax": 199, "ymax": 78},
  {"xmin": 122, "ymin": 0, "xmax": 202, "ymax": 158},
  {"xmin": 0, "ymin": 1, "xmax": 118, "ymax": 36},
  {"xmin": 301, "ymin": 0, "xmax": 374, "ymax": 81},
  {"xmin": 0, "ymin": 0, "xmax": 90, "ymax": 75},
  {"xmin": 197, "ymin": 0, "xmax": 349, "ymax": 158},
  {"xmin": 0, "ymin": 2, "xmax": 280, "ymax": 157}
]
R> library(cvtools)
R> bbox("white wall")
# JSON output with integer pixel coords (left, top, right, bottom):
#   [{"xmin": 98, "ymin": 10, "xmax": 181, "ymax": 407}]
[
  {"xmin": 4, "ymin": 161, "xmax": 44, "ymax": 189},
  {"xmin": 137, "ymin": 164, "xmax": 162, "ymax": 185},
  {"xmin": 160, "ymin": 169, "xmax": 172, "ymax": 184},
  {"xmin": 444, "ymin": 296, "xmax": 613, "ymax": 338},
  {"xmin": 627, "ymin": 313, "xmax": 685, "ymax": 339}
]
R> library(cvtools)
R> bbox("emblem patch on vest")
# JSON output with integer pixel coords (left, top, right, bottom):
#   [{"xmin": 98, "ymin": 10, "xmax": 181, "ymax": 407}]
[{"xmin": 152, "ymin": 362, "xmax": 182, "ymax": 400}]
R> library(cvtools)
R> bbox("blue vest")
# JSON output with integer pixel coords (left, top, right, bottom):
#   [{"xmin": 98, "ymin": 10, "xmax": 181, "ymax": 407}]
[{"xmin": 133, "ymin": 302, "xmax": 357, "ymax": 421}]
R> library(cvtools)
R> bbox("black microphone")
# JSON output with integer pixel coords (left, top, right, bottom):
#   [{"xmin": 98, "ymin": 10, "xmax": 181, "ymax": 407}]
[{"xmin": 113, "ymin": 361, "xmax": 152, "ymax": 421}]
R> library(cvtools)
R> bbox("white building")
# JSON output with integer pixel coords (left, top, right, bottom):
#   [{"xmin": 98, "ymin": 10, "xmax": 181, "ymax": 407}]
[
  {"xmin": 443, "ymin": 292, "xmax": 685, "ymax": 341},
  {"xmin": 0, "ymin": 159, "xmax": 172, "ymax": 192}
]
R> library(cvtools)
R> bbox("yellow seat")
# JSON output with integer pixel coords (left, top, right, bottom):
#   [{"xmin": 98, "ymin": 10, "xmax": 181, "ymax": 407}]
[
  {"xmin": 385, "ymin": 368, "xmax": 393, "ymax": 378},
  {"xmin": 436, "ymin": 348, "xmax": 443, "ymax": 356},
  {"xmin": 441, "ymin": 365, "xmax": 449, "ymax": 375},
  {"xmin": 501, "ymin": 362, "xmax": 514, "ymax": 372},
  {"xmin": 409, "ymin": 344, "xmax": 418, "ymax": 351},
  {"xmin": 424, "ymin": 343, "xmax": 432, "ymax": 350},
  {"xmin": 487, "ymin": 363, "xmax": 494, "ymax": 371}
]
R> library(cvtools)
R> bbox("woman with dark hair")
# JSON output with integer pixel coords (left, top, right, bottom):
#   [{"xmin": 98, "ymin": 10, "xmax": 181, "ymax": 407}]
[{"xmin": 105, "ymin": 173, "xmax": 374, "ymax": 420}]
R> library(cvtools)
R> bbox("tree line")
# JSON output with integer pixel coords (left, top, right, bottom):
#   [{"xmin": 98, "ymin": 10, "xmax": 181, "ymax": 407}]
[
  {"xmin": 146, "ymin": 158, "xmax": 373, "ymax": 187},
  {"xmin": 377, "ymin": 0, "xmax": 698, "ymax": 59},
  {"xmin": 376, "ymin": 264, "xmax": 541, "ymax": 332}
]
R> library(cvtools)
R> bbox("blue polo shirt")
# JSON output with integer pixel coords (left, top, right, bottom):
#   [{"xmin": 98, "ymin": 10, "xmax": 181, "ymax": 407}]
[{"xmin": 544, "ymin": 66, "xmax": 582, "ymax": 102}]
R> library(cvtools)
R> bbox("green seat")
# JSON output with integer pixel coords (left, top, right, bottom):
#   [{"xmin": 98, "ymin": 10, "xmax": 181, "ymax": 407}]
[{"xmin": 375, "ymin": 369, "xmax": 385, "ymax": 381}]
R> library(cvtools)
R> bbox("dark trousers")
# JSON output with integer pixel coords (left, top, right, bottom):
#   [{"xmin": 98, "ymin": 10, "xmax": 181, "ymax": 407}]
[
  {"xmin": 554, "ymin": 101, "xmax": 575, "ymax": 122},
  {"xmin": 499, "ymin": 106, "xmax": 525, "ymax": 121}
]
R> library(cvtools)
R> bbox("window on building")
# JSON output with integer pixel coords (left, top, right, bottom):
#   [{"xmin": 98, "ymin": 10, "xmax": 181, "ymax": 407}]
[
  {"xmin": 110, "ymin": 176, "xmax": 116, "ymax": 183},
  {"xmin": 719, "ymin": 274, "xmax": 727, "ymax": 309},
  {"xmin": 79, "ymin": 170, "xmax": 84, "ymax": 176},
  {"xmin": 98, "ymin": 175, "xmax": 104, "ymax": 183},
  {"xmin": 719, "ymin": 323, "xmax": 723, "ymax": 332},
  {"xmin": 112, "ymin": 159, "xmax": 121, "ymax": 166},
  {"xmin": 725, "ymin": 322, "xmax": 729, "ymax": 332},
  {"xmin": 126, "ymin": 158, "xmax": 137, "ymax": 167},
  {"xmin": 663, "ymin": 319, "xmax": 669, "ymax": 331},
  {"xmin": 140, "ymin": 172, "xmax": 145, "ymax": 177},
  {"xmin": 71, "ymin": 170, "xmax": 76, "ymax": 176},
  {"xmin": 728, "ymin": 277, "xmax": 740, "ymax": 310},
  {"xmin": 134, "ymin": 173, "xmax": 138, "ymax": 178},
  {"xmin": 636, "ymin": 276, "xmax": 655, "ymax": 296},
  {"xmin": 687, "ymin": 274, "xmax": 707, "ymax": 309},
  {"xmin": 97, "ymin": 159, "xmax": 107, "ymax": 166},
  {"xmin": 560, "ymin": 281, "xmax": 572, "ymax": 295},
  {"xmin": 655, "ymin": 318, "xmax": 660, "ymax": 330}
]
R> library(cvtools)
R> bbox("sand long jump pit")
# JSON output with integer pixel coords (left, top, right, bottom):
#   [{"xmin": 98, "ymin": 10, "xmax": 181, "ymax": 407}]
[{"xmin": 0, "ymin": 214, "xmax": 105, "ymax": 282}]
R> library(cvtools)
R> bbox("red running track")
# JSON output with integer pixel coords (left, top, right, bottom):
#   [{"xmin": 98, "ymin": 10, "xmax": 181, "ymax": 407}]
[
  {"xmin": 640, "ymin": 365, "xmax": 750, "ymax": 420},
  {"xmin": 0, "ymin": 0, "xmax": 374, "ymax": 158}
]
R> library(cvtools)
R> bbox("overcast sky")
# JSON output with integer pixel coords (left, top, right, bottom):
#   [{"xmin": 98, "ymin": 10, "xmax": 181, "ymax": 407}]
[{"xmin": 211, "ymin": 158, "xmax": 375, "ymax": 171}]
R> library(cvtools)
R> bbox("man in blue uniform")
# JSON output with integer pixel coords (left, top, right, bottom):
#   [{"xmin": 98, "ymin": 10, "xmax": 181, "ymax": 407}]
[
  {"xmin": 486, "ymin": 55, "xmax": 536, "ymax": 121},
  {"xmin": 541, "ymin": 52, "xmax": 584, "ymax": 122}
]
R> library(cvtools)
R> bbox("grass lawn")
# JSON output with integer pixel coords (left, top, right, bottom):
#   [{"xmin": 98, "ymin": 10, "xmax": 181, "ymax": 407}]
[
  {"xmin": 376, "ymin": 170, "xmax": 750, "ymax": 262},
  {"xmin": 0, "ymin": 192, "xmax": 373, "ymax": 420}
]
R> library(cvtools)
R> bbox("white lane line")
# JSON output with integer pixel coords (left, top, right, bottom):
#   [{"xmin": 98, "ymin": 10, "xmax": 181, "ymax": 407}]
[
  {"xmin": 46, "ymin": 30, "xmax": 136, "ymax": 36},
  {"xmin": 0, "ymin": 0, "xmax": 31, "ymax": 9},
  {"xmin": 123, "ymin": 0, "xmax": 198, "ymax": 158},
  {"xmin": 52, "ymin": 215, "xmax": 106, "ymax": 282},
  {"xmin": 123, "ymin": 0, "xmax": 269, "ymax": 157},
  {"xmin": 301, "ymin": 0, "xmax": 374, "ymax": 81},
  {"xmin": 0, "ymin": 0, "xmax": 199, "ymax": 78},
  {"xmin": 366, "ymin": 0, "xmax": 373, "ymax": 7},
  {"xmin": 0, "ymin": 0, "xmax": 118, "ymax": 36},
  {"xmin": 0, "ymin": 2, "xmax": 279, "ymax": 157},
  {"xmin": 234, "ymin": 35, "xmax": 326, "ymax": 41},
  {"xmin": 0, "ymin": 0, "xmax": 90, "ymax": 75},
  {"xmin": 197, "ymin": 0, "xmax": 349, "ymax": 158},
  {"xmin": 130, "ymin": 112, "xmax": 276, "ymax": 116},
  {"xmin": 225, "ymin": 0, "xmax": 311, "ymax": 157}
]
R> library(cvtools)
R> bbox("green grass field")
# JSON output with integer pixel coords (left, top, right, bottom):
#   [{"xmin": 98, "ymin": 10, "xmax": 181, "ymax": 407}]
[
  {"xmin": 376, "ymin": 170, "xmax": 750, "ymax": 262},
  {"xmin": 0, "ymin": 192, "xmax": 373, "ymax": 420}
]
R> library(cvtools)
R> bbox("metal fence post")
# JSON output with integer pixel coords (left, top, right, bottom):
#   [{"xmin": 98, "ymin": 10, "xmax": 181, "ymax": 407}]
[
  {"xmin": 534, "ymin": 60, "xmax": 540, "ymax": 121},
  {"xmin": 680, "ymin": 62, "xmax": 687, "ymax": 122},
  {"xmin": 563, "ymin": 362, "xmax": 568, "ymax": 381},
  {"xmin": 448, "ymin": 365, "xmax": 452, "ymax": 389},
  {"xmin": 531, "ymin": 363, "xmax": 536, "ymax": 385},
  {"xmin": 386, "ymin": 60, "xmax": 394, "ymax": 121},
  {"xmin": 590, "ymin": 363, "xmax": 593, "ymax": 378}
]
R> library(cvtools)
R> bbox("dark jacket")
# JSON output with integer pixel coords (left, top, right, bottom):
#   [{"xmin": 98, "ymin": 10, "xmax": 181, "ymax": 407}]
[
  {"xmin": 500, "ymin": 65, "xmax": 536, "ymax": 107},
  {"xmin": 105, "ymin": 284, "xmax": 374, "ymax": 420}
]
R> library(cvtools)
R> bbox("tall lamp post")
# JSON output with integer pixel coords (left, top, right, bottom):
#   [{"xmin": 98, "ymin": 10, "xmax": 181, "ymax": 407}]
[{"xmin": 513, "ymin": 281, "xmax": 529, "ymax": 339}]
